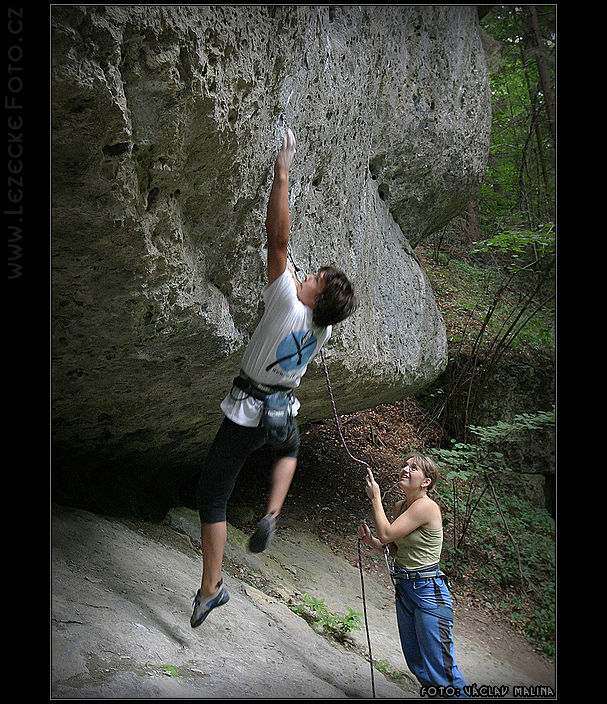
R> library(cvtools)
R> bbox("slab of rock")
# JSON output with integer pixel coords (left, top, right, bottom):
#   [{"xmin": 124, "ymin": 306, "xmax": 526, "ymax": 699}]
[
  {"xmin": 51, "ymin": 505, "xmax": 556, "ymax": 698},
  {"xmin": 51, "ymin": 505, "xmax": 409, "ymax": 698}
]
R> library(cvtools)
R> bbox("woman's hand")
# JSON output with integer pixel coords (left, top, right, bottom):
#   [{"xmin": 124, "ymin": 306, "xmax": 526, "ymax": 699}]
[
  {"xmin": 357, "ymin": 522, "xmax": 373, "ymax": 545},
  {"xmin": 365, "ymin": 468, "xmax": 381, "ymax": 502}
]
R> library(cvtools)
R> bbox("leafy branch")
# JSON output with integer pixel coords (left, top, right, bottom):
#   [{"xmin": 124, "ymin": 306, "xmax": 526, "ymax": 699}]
[{"xmin": 434, "ymin": 224, "xmax": 554, "ymax": 442}]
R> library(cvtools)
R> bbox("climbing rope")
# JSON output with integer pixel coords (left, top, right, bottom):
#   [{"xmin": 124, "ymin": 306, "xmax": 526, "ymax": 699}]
[
  {"xmin": 320, "ymin": 348, "xmax": 376, "ymax": 699},
  {"xmin": 288, "ymin": 253, "xmax": 376, "ymax": 696},
  {"xmin": 357, "ymin": 536, "xmax": 376, "ymax": 699},
  {"xmin": 319, "ymin": 350, "xmax": 372, "ymax": 474}
]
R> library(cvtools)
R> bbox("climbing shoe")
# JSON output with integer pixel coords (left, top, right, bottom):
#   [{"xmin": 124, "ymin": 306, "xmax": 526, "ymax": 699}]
[
  {"xmin": 248, "ymin": 511, "xmax": 278, "ymax": 553},
  {"xmin": 190, "ymin": 580, "xmax": 230, "ymax": 628}
]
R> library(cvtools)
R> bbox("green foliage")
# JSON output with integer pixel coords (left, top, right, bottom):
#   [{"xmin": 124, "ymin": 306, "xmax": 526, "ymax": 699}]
[
  {"xmin": 426, "ymin": 409, "xmax": 555, "ymax": 659},
  {"xmin": 424, "ymin": 231, "xmax": 555, "ymax": 365},
  {"xmin": 432, "ymin": 441, "xmax": 501, "ymax": 482},
  {"xmin": 479, "ymin": 7, "xmax": 555, "ymax": 229},
  {"xmin": 160, "ymin": 664, "xmax": 180, "ymax": 677},
  {"xmin": 430, "ymin": 408, "xmax": 555, "ymax": 545},
  {"xmin": 469, "ymin": 407, "xmax": 555, "ymax": 444},
  {"xmin": 373, "ymin": 659, "xmax": 404, "ymax": 681},
  {"xmin": 472, "ymin": 223, "xmax": 555, "ymax": 269},
  {"xmin": 289, "ymin": 593, "xmax": 362, "ymax": 642}
]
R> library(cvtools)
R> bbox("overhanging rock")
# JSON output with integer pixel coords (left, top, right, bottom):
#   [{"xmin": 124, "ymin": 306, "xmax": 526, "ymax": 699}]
[{"xmin": 51, "ymin": 6, "xmax": 491, "ymax": 515}]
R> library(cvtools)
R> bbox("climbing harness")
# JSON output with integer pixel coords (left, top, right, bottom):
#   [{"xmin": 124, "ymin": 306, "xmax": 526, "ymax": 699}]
[
  {"xmin": 232, "ymin": 369, "xmax": 293, "ymax": 401},
  {"xmin": 389, "ymin": 562, "xmax": 446, "ymax": 582},
  {"xmin": 232, "ymin": 370, "xmax": 294, "ymax": 442}
]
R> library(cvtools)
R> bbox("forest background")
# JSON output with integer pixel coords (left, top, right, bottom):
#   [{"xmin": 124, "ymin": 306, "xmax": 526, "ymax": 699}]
[{"xmin": 409, "ymin": 5, "xmax": 556, "ymax": 659}]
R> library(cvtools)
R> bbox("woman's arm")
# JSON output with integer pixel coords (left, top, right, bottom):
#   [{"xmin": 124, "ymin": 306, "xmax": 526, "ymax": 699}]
[{"xmin": 365, "ymin": 469, "xmax": 435, "ymax": 543}]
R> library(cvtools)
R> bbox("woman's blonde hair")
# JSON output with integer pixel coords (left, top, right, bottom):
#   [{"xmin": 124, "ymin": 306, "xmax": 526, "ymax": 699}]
[{"xmin": 406, "ymin": 453, "xmax": 440, "ymax": 492}]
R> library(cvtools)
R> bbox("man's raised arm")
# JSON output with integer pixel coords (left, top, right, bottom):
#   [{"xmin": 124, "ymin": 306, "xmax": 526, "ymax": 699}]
[{"xmin": 265, "ymin": 128, "xmax": 296, "ymax": 284}]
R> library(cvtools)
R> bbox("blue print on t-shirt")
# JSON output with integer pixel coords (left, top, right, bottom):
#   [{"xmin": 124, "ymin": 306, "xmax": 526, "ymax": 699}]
[{"xmin": 266, "ymin": 330, "xmax": 318, "ymax": 372}]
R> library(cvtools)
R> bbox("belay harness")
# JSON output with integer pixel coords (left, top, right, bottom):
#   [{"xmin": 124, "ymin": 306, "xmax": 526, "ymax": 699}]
[{"xmin": 385, "ymin": 555, "xmax": 446, "ymax": 586}]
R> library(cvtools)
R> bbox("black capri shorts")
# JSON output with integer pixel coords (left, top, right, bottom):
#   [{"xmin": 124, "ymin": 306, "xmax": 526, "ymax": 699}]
[{"xmin": 196, "ymin": 415, "xmax": 300, "ymax": 524}]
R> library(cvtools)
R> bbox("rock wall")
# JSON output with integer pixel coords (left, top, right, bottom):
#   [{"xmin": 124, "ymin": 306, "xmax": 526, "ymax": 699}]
[{"xmin": 51, "ymin": 5, "xmax": 491, "ymax": 516}]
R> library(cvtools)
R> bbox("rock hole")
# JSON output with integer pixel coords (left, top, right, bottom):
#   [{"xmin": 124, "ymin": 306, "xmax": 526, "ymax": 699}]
[
  {"xmin": 369, "ymin": 157, "xmax": 382, "ymax": 181},
  {"xmin": 146, "ymin": 187, "xmax": 159, "ymax": 211},
  {"xmin": 102, "ymin": 142, "xmax": 129, "ymax": 157}
]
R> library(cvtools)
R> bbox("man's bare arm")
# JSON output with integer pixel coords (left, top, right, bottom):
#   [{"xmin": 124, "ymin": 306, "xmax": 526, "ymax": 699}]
[{"xmin": 266, "ymin": 128, "xmax": 296, "ymax": 284}]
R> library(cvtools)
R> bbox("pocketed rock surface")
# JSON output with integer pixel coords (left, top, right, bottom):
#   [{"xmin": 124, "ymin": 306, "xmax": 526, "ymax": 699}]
[{"xmin": 51, "ymin": 5, "xmax": 491, "ymax": 516}]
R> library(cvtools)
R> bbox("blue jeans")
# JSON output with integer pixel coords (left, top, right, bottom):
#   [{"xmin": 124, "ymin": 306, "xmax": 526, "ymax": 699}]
[{"xmin": 395, "ymin": 573, "xmax": 468, "ymax": 697}]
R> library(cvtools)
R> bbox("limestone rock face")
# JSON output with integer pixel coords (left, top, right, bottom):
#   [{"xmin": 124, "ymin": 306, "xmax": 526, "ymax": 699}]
[{"xmin": 51, "ymin": 5, "xmax": 491, "ymax": 515}]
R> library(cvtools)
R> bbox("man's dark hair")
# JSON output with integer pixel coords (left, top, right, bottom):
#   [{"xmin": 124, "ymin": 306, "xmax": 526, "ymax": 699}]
[{"xmin": 313, "ymin": 266, "xmax": 357, "ymax": 327}]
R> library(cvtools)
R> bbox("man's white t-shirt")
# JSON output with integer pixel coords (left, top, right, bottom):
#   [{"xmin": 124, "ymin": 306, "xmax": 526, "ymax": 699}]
[{"xmin": 220, "ymin": 267, "xmax": 332, "ymax": 427}]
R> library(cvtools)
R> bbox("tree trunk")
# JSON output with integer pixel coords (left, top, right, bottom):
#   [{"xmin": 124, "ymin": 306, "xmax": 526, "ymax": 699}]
[{"xmin": 525, "ymin": 7, "xmax": 556, "ymax": 143}]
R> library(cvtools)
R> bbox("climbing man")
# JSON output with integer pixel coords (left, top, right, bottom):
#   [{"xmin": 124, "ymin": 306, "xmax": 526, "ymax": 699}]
[{"xmin": 191, "ymin": 127, "xmax": 357, "ymax": 627}]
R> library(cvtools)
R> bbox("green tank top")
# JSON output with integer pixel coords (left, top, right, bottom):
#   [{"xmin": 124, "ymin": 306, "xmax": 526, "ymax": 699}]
[{"xmin": 393, "ymin": 520, "xmax": 443, "ymax": 571}]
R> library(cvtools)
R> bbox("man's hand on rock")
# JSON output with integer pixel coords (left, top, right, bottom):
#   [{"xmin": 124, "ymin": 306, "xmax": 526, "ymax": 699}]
[{"xmin": 274, "ymin": 127, "xmax": 296, "ymax": 177}]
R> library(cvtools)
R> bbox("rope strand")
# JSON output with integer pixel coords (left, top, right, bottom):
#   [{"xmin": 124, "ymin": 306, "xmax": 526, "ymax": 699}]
[
  {"xmin": 289, "ymin": 257, "xmax": 376, "ymax": 697},
  {"xmin": 357, "ymin": 537, "xmax": 376, "ymax": 699},
  {"xmin": 320, "ymin": 350, "xmax": 371, "ymax": 473},
  {"xmin": 320, "ymin": 349, "xmax": 375, "ymax": 698}
]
